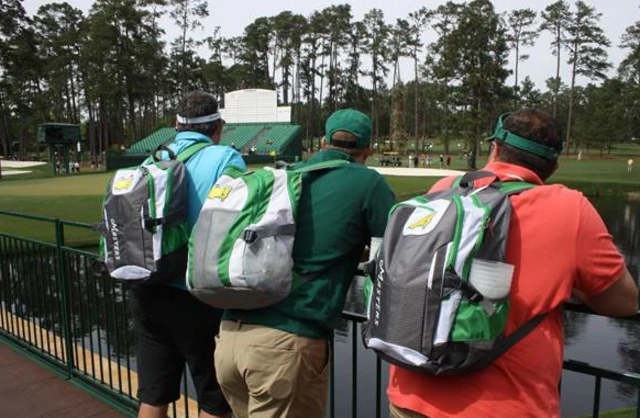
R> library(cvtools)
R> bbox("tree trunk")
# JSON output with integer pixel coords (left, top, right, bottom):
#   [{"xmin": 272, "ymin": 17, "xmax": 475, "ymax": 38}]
[
  {"xmin": 514, "ymin": 41, "xmax": 520, "ymax": 102},
  {"xmin": 328, "ymin": 40, "xmax": 334, "ymax": 110},
  {"xmin": 414, "ymin": 47, "xmax": 419, "ymax": 144},
  {"xmin": 553, "ymin": 26, "xmax": 561, "ymax": 118},
  {"xmin": 283, "ymin": 65, "xmax": 290, "ymax": 105},
  {"xmin": 0, "ymin": 91, "xmax": 10, "ymax": 157},
  {"xmin": 127, "ymin": 85, "xmax": 136, "ymax": 143},
  {"xmin": 319, "ymin": 50, "xmax": 326, "ymax": 112},
  {"xmin": 272, "ymin": 36, "xmax": 279, "ymax": 83},
  {"xmin": 68, "ymin": 63, "xmax": 79, "ymax": 122},
  {"xmin": 565, "ymin": 53, "xmax": 577, "ymax": 157},
  {"xmin": 180, "ymin": 7, "xmax": 188, "ymax": 95},
  {"xmin": 311, "ymin": 52, "xmax": 318, "ymax": 136},
  {"xmin": 88, "ymin": 101, "xmax": 96, "ymax": 162}
]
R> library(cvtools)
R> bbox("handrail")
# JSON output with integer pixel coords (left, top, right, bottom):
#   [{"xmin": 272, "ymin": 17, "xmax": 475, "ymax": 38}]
[{"xmin": 0, "ymin": 210, "xmax": 94, "ymax": 230}]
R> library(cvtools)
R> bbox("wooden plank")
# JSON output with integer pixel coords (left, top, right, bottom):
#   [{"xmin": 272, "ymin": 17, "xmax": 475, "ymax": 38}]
[
  {"xmin": 0, "ymin": 342, "xmax": 124, "ymax": 418},
  {"xmin": 0, "ymin": 308, "xmax": 200, "ymax": 418}
]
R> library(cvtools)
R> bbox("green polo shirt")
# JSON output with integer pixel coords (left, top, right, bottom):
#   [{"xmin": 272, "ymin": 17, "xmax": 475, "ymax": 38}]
[{"xmin": 224, "ymin": 149, "xmax": 395, "ymax": 339}]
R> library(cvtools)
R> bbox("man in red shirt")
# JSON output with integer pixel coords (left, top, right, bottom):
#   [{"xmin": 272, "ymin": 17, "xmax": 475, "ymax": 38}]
[{"xmin": 388, "ymin": 109, "xmax": 639, "ymax": 418}]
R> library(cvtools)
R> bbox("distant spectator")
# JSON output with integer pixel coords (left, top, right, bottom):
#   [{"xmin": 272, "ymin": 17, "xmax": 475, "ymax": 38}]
[
  {"xmin": 74, "ymin": 161, "xmax": 80, "ymax": 172},
  {"xmin": 446, "ymin": 155, "xmax": 451, "ymax": 168},
  {"xmin": 577, "ymin": 150, "xmax": 583, "ymax": 161},
  {"xmin": 408, "ymin": 154, "xmax": 414, "ymax": 168},
  {"xmin": 628, "ymin": 158, "xmax": 634, "ymax": 172},
  {"xmin": 413, "ymin": 155, "xmax": 418, "ymax": 168},
  {"xmin": 439, "ymin": 154, "xmax": 444, "ymax": 168}
]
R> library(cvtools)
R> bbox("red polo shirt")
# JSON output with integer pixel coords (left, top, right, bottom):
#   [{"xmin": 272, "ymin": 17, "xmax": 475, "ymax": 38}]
[{"xmin": 387, "ymin": 162, "xmax": 625, "ymax": 418}]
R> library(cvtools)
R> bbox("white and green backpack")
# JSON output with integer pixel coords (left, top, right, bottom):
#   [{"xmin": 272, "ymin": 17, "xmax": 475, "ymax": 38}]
[
  {"xmin": 363, "ymin": 170, "xmax": 547, "ymax": 375},
  {"xmin": 187, "ymin": 160, "xmax": 349, "ymax": 309},
  {"xmin": 98, "ymin": 143, "xmax": 209, "ymax": 284}
]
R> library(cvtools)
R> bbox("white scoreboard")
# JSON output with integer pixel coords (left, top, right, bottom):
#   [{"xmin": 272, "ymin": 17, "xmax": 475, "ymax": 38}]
[{"xmin": 220, "ymin": 89, "xmax": 291, "ymax": 124}]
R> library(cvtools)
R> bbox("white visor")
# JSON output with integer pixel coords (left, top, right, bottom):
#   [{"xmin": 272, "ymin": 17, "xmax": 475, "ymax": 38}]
[{"xmin": 176, "ymin": 113, "xmax": 222, "ymax": 124}]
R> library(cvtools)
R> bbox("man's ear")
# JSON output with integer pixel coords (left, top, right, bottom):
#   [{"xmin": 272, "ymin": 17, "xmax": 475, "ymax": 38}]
[
  {"xmin": 211, "ymin": 120, "xmax": 224, "ymax": 144},
  {"xmin": 488, "ymin": 141, "xmax": 500, "ymax": 163}
]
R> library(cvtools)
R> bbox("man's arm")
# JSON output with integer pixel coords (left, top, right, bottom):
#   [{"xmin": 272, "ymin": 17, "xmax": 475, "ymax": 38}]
[
  {"xmin": 574, "ymin": 269, "xmax": 638, "ymax": 317},
  {"xmin": 575, "ymin": 197, "xmax": 639, "ymax": 317},
  {"xmin": 363, "ymin": 175, "xmax": 395, "ymax": 238}
]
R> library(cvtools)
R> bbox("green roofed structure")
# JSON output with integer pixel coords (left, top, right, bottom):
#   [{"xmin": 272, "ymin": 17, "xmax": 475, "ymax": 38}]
[
  {"xmin": 126, "ymin": 123, "xmax": 302, "ymax": 158},
  {"xmin": 109, "ymin": 123, "xmax": 302, "ymax": 170},
  {"xmin": 127, "ymin": 127, "xmax": 175, "ymax": 154}
]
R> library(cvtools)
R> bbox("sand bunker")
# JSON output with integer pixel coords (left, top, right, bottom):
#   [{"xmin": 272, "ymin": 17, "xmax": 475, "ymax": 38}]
[
  {"xmin": 371, "ymin": 167, "xmax": 465, "ymax": 177},
  {"xmin": 1, "ymin": 161, "xmax": 47, "ymax": 169},
  {"xmin": 2, "ymin": 170, "xmax": 32, "ymax": 176}
]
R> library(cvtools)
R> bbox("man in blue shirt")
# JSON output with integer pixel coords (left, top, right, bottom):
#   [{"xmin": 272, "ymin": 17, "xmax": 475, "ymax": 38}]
[{"xmin": 131, "ymin": 91, "xmax": 245, "ymax": 418}]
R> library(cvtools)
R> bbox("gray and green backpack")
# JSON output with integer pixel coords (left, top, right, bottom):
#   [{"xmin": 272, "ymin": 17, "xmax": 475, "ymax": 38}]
[
  {"xmin": 187, "ymin": 159, "xmax": 349, "ymax": 309},
  {"xmin": 98, "ymin": 143, "xmax": 209, "ymax": 284},
  {"xmin": 362, "ymin": 170, "xmax": 546, "ymax": 375}
]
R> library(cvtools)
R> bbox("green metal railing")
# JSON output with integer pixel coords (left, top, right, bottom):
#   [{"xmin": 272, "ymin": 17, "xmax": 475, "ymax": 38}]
[{"xmin": 0, "ymin": 209, "xmax": 639, "ymax": 418}]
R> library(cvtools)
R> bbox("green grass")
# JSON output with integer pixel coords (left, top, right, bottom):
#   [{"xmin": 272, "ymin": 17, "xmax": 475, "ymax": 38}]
[
  {"xmin": 2, "ymin": 156, "xmax": 640, "ymax": 246},
  {"xmin": 576, "ymin": 407, "xmax": 637, "ymax": 418}
]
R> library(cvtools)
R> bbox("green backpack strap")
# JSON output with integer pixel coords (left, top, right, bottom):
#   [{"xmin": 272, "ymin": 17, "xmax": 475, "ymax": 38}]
[
  {"xmin": 176, "ymin": 142, "xmax": 211, "ymax": 162},
  {"xmin": 291, "ymin": 159, "xmax": 350, "ymax": 174},
  {"xmin": 144, "ymin": 142, "xmax": 211, "ymax": 165},
  {"xmin": 498, "ymin": 181, "xmax": 536, "ymax": 195},
  {"xmin": 451, "ymin": 172, "xmax": 536, "ymax": 195}
]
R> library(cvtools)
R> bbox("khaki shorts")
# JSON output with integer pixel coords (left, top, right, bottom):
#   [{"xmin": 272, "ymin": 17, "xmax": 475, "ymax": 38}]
[
  {"xmin": 214, "ymin": 320, "xmax": 330, "ymax": 418},
  {"xmin": 390, "ymin": 403, "xmax": 430, "ymax": 418}
]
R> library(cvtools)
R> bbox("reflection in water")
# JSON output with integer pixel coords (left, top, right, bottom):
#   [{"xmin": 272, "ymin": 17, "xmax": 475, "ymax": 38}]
[
  {"xmin": 564, "ymin": 310, "xmax": 589, "ymax": 345},
  {"xmin": 574, "ymin": 199, "xmax": 640, "ymax": 412},
  {"xmin": 0, "ymin": 247, "xmax": 135, "ymax": 366}
]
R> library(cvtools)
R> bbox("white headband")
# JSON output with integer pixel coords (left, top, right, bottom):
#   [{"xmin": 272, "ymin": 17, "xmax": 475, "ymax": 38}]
[{"xmin": 176, "ymin": 113, "xmax": 221, "ymax": 124}]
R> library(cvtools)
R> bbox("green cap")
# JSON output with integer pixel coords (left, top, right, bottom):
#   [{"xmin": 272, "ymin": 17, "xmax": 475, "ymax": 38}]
[
  {"xmin": 488, "ymin": 112, "xmax": 562, "ymax": 161},
  {"xmin": 325, "ymin": 109, "xmax": 372, "ymax": 149}
]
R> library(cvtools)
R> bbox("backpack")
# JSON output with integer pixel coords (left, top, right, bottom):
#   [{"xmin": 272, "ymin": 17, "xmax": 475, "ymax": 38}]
[
  {"xmin": 362, "ymin": 170, "xmax": 546, "ymax": 376},
  {"xmin": 187, "ymin": 159, "xmax": 349, "ymax": 309},
  {"xmin": 98, "ymin": 142, "xmax": 209, "ymax": 284}
]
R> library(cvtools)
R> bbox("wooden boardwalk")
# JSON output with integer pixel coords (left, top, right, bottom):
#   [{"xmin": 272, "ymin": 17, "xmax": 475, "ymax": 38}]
[{"xmin": 0, "ymin": 340, "xmax": 126, "ymax": 418}]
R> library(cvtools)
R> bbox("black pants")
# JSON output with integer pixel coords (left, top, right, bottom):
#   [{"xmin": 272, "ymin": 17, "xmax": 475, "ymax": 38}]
[{"xmin": 131, "ymin": 285, "xmax": 230, "ymax": 415}]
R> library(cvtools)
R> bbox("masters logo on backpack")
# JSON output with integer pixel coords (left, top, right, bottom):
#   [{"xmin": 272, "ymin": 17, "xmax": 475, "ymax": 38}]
[
  {"xmin": 186, "ymin": 159, "xmax": 349, "ymax": 309},
  {"xmin": 362, "ymin": 170, "xmax": 547, "ymax": 375},
  {"xmin": 98, "ymin": 143, "xmax": 209, "ymax": 284}
]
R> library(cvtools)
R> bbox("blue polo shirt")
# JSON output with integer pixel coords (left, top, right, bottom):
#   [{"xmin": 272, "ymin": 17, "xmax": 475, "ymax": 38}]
[
  {"xmin": 167, "ymin": 132, "xmax": 246, "ymax": 226},
  {"xmin": 165, "ymin": 131, "xmax": 246, "ymax": 288}
]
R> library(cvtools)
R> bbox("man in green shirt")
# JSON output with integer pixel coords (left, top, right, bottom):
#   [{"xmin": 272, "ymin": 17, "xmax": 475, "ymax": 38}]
[{"xmin": 214, "ymin": 109, "xmax": 395, "ymax": 418}]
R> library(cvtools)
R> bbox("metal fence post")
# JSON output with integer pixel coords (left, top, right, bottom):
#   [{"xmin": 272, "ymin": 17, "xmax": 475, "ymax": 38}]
[{"xmin": 55, "ymin": 219, "xmax": 75, "ymax": 378}]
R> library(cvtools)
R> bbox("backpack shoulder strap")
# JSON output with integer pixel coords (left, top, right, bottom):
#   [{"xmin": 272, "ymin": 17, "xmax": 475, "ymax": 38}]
[
  {"xmin": 452, "ymin": 170, "xmax": 537, "ymax": 196},
  {"xmin": 176, "ymin": 142, "xmax": 211, "ymax": 163},
  {"xmin": 291, "ymin": 159, "xmax": 350, "ymax": 174},
  {"xmin": 487, "ymin": 312, "xmax": 548, "ymax": 363},
  {"xmin": 499, "ymin": 181, "xmax": 537, "ymax": 195}
]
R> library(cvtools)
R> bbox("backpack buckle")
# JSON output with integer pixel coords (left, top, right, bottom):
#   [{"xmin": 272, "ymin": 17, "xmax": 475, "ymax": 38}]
[{"xmin": 242, "ymin": 229, "xmax": 258, "ymax": 244}]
